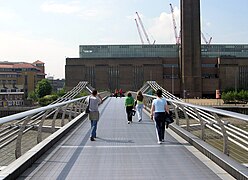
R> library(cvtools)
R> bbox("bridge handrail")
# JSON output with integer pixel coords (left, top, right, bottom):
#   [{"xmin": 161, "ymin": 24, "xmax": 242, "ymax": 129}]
[
  {"xmin": 0, "ymin": 96, "xmax": 86, "ymax": 125},
  {"xmin": 130, "ymin": 81, "xmax": 248, "ymax": 170},
  {"xmin": 0, "ymin": 90, "xmax": 110, "ymax": 167},
  {"xmin": 168, "ymin": 99, "xmax": 247, "ymax": 121},
  {"xmin": 131, "ymin": 92, "xmax": 248, "ymax": 121}
]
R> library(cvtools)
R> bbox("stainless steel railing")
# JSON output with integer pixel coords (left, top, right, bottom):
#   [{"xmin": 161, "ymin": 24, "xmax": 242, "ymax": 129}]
[
  {"xmin": 0, "ymin": 81, "xmax": 110, "ymax": 167},
  {"xmin": 131, "ymin": 81, "xmax": 248, "ymax": 165}
]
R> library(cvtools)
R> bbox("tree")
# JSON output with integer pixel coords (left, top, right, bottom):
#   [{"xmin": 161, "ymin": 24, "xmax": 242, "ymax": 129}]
[
  {"xmin": 28, "ymin": 91, "xmax": 38, "ymax": 101},
  {"xmin": 56, "ymin": 88, "xmax": 66, "ymax": 97},
  {"xmin": 38, "ymin": 94, "xmax": 58, "ymax": 106},
  {"xmin": 35, "ymin": 79, "xmax": 52, "ymax": 98}
]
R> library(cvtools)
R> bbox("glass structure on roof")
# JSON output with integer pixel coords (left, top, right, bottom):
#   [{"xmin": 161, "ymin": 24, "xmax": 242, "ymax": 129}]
[
  {"xmin": 79, "ymin": 44, "xmax": 248, "ymax": 58},
  {"xmin": 79, "ymin": 44, "xmax": 179, "ymax": 58}
]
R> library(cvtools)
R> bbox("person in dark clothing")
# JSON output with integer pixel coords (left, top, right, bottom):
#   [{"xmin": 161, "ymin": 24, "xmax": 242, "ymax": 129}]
[
  {"xmin": 119, "ymin": 88, "xmax": 123, "ymax": 97},
  {"xmin": 135, "ymin": 91, "xmax": 144, "ymax": 122},
  {"xmin": 114, "ymin": 89, "xmax": 119, "ymax": 98},
  {"xmin": 88, "ymin": 89, "xmax": 102, "ymax": 141},
  {"xmin": 150, "ymin": 89, "xmax": 169, "ymax": 144},
  {"xmin": 125, "ymin": 92, "xmax": 135, "ymax": 124}
]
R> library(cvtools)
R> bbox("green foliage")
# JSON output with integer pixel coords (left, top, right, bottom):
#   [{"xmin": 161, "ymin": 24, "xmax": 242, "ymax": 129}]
[
  {"xmin": 38, "ymin": 94, "xmax": 58, "ymax": 106},
  {"xmin": 223, "ymin": 92, "xmax": 234, "ymax": 103},
  {"xmin": 27, "ymin": 91, "xmax": 38, "ymax": 101},
  {"xmin": 222, "ymin": 88, "xmax": 235, "ymax": 93},
  {"xmin": 56, "ymin": 88, "xmax": 66, "ymax": 97},
  {"xmin": 222, "ymin": 90, "xmax": 248, "ymax": 104},
  {"xmin": 28, "ymin": 80, "xmax": 69, "ymax": 106},
  {"xmin": 75, "ymin": 90, "xmax": 89, "ymax": 98},
  {"xmin": 35, "ymin": 79, "xmax": 52, "ymax": 98}
]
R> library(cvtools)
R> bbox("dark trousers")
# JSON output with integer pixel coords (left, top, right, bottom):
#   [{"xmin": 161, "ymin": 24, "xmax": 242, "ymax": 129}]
[
  {"xmin": 154, "ymin": 112, "xmax": 166, "ymax": 141},
  {"xmin": 126, "ymin": 106, "xmax": 133, "ymax": 122}
]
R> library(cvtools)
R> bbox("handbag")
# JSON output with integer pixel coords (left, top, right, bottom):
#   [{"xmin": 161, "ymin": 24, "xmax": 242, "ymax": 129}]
[
  {"xmin": 85, "ymin": 98, "xmax": 90, "ymax": 113},
  {"xmin": 131, "ymin": 109, "xmax": 136, "ymax": 116},
  {"xmin": 165, "ymin": 111, "xmax": 174, "ymax": 128}
]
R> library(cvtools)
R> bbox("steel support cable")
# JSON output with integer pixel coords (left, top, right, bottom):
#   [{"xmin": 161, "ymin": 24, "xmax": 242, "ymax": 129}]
[
  {"xmin": 0, "ymin": 126, "xmax": 18, "ymax": 139},
  {"xmin": 139, "ymin": 83, "xmax": 149, "ymax": 93},
  {"xmin": 226, "ymin": 129, "xmax": 248, "ymax": 146},
  {"xmin": 0, "ymin": 129, "xmax": 19, "ymax": 145},
  {"xmin": 0, "ymin": 82, "xmax": 100, "ymax": 165},
  {"xmin": 0, "ymin": 126, "xmax": 12, "ymax": 134},
  {"xmin": 139, "ymin": 81, "xmax": 248, "ymax": 163},
  {"xmin": 177, "ymin": 104, "xmax": 248, "ymax": 151},
  {"xmin": 12, "ymin": 81, "xmax": 88, "ymax": 129},
  {"xmin": 0, "ymin": 125, "xmax": 33, "ymax": 149},
  {"xmin": 187, "ymin": 108, "xmax": 246, "ymax": 144},
  {"xmin": 205, "ymin": 123, "xmax": 248, "ymax": 152},
  {"xmin": 228, "ymin": 145, "xmax": 248, "ymax": 160},
  {"xmin": 228, "ymin": 124, "xmax": 248, "ymax": 136},
  {"xmin": 141, "ymin": 82, "xmax": 248, "ymax": 122},
  {"xmin": 167, "ymin": 98, "xmax": 247, "ymax": 122},
  {"xmin": 142, "ymin": 82, "xmax": 248, "ymax": 148},
  {"xmin": 208, "ymin": 123, "xmax": 248, "ymax": 146},
  {"xmin": 225, "ymin": 126, "xmax": 248, "ymax": 141},
  {"xmin": 180, "ymin": 104, "xmax": 248, "ymax": 152},
  {"xmin": 147, "ymin": 82, "xmax": 219, "ymax": 124}
]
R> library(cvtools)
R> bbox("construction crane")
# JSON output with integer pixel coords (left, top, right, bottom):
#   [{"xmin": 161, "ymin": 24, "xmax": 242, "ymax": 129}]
[
  {"xmin": 169, "ymin": 3, "xmax": 180, "ymax": 44},
  {"xmin": 134, "ymin": 18, "xmax": 144, "ymax": 44},
  {"xmin": 170, "ymin": 3, "xmax": 212, "ymax": 45},
  {"xmin": 201, "ymin": 32, "xmax": 212, "ymax": 44},
  {"xmin": 135, "ymin": 12, "xmax": 151, "ymax": 44}
]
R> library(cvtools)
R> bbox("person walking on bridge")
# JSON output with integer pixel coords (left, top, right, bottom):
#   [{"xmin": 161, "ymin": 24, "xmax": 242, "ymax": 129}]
[
  {"xmin": 135, "ymin": 91, "xmax": 144, "ymax": 122},
  {"xmin": 125, "ymin": 92, "xmax": 135, "ymax": 124},
  {"xmin": 114, "ymin": 88, "xmax": 119, "ymax": 98},
  {"xmin": 150, "ymin": 89, "xmax": 169, "ymax": 144},
  {"xmin": 88, "ymin": 89, "xmax": 102, "ymax": 141},
  {"xmin": 119, "ymin": 88, "xmax": 123, "ymax": 97}
]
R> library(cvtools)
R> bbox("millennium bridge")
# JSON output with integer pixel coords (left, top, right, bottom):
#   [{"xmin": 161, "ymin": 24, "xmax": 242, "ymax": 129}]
[{"xmin": 0, "ymin": 81, "xmax": 247, "ymax": 180}]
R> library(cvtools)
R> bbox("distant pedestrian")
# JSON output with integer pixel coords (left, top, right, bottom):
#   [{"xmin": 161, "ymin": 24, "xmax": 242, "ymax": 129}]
[
  {"xmin": 119, "ymin": 88, "xmax": 123, "ymax": 97},
  {"xmin": 150, "ymin": 89, "xmax": 169, "ymax": 144},
  {"xmin": 125, "ymin": 92, "xmax": 135, "ymax": 124},
  {"xmin": 114, "ymin": 89, "xmax": 119, "ymax": 98},
  {"xmin": 135, "ymin": 91, "xmax": 144, "ymax": 122},
  {"xmin": 88, "ymin": 89, "xmax": 102, "ymax": 141}
]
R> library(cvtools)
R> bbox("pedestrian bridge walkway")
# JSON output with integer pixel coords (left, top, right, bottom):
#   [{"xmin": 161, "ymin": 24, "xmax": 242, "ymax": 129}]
[
  {"xmin": 16, "ymin": 97, "xmax": 233, "ymax": 179},
  {"xmin": 0, "ymin": 81, "xmax": 248, "ymax": 180}
]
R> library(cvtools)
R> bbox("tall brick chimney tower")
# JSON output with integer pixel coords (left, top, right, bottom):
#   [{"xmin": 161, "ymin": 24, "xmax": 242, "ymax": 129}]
[{"xmin": 180, "ymin": 0, "xmax": 202, "ymax": 98}]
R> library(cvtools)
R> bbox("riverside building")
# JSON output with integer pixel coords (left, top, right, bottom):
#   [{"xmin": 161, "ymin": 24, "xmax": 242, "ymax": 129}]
[
  {"xmin": 65, "ymin": 44, "xmax": 248, "ymax": 98},
  {"xmin": 0, "ymin": 60, "xmax": 45, "ymax": 106}
]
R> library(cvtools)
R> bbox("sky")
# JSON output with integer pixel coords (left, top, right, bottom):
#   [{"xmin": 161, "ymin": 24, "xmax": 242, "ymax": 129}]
[{"xmin": 0, "ymin": 0, "xmax": 248, "ymax": 79}]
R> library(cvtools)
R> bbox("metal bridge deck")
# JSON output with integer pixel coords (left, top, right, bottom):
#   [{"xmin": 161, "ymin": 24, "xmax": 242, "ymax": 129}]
[{"xmin": 17, "ymin": 97, "xmax": 233, "ymax": 180}]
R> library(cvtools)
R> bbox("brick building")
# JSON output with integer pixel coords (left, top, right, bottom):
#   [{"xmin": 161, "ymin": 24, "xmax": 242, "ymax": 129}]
[
  {"xmin": 65, "ymin": 44, "xmax": 248, "ymax": 98},
  {"xmin": 0, "ymin": 60, "xmax": 45, "ymax": 106}
]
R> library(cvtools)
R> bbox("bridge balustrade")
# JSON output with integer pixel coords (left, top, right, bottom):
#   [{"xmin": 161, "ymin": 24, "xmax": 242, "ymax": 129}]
[
  {"xmin": 131, "ymin": 81, "xmax": 248, "ymax": 167},
  {"xmin": 0, "ymin": 81, "xmax": 109, "ymax": 167},
  {"xmin": 0, "ymin": 80, "xmax": 247, "ymax": 179}
]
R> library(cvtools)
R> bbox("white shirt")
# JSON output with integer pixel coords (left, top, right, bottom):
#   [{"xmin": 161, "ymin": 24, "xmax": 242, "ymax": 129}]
[
  {"xmin": 88, "ymin": 96, "xmax": 101, "ymax": 112},
  {"xmin": 152, "ymin": 97, "xmax": 167, "ymax": 112}
]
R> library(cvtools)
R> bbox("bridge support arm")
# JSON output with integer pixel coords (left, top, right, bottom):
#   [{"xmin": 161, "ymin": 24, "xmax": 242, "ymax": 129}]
[
  {"xmin": 15, "ymin": 116, "xmax": 31, "ymax": 159},
  {"xmin": 193, "ymin": 108, "xmax": 206, "ymax": 141},
  {"xmin": 212, "ymin": 113, "xmax": 229, "ymax": 155},
  {"xmin": 37, "ymin": 110, "xmax": 50, "ymax": 144}
]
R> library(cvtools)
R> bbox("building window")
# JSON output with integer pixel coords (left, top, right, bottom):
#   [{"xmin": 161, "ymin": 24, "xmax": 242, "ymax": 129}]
[{"xmin": 201, "ymin": 64, "xmax": 216, "ymax": 68}]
